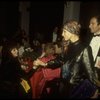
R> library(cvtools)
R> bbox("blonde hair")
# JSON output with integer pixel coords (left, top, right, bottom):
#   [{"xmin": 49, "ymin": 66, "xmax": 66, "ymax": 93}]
[
  {"xmin": 44, "ymin": 43, "xmax": 54, "ymax": 56},
  {"xmin": 63, "ymin": 20, "xmax": 81, "ymax": 35}
]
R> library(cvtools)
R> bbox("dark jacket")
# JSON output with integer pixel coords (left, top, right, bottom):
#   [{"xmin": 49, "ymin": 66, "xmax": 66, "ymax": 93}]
[
  {"xmin": 94, "ymin": 47, "xmax": 100, "ymax": 81},
  {"xmin": 41, "ymin": 40, "xmax": 97, "ymax": 86},
  {"xmin": 0, "ymin": 55, "xmax": 32, "ymax": 98},
  {"xmin": 62, "ymin": 41, "xmax": 97, "ymax": 86}
]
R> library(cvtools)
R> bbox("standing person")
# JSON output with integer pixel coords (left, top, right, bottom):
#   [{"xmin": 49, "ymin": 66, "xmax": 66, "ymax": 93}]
[
  {"xmin": 89, "ymin": 15, "xmax": 100, "ymax": 83},
  {"xmin": 0, "ymin": 41, "xmax": 32, "ymax": 98},
  {"xmin": 61, "ymin": 20, "xmax": 99, "ymax": 98}
]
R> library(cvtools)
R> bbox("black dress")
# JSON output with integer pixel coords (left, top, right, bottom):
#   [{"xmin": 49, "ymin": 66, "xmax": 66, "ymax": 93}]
[{"xmin": 0, "ymin": 55, "xmax": 32, "ymax": 98}]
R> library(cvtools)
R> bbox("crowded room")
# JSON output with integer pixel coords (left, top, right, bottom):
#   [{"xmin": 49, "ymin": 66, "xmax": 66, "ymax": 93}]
[{"xmin": 0, "ymin": 1, "xmax": 100, "ymax": 99}]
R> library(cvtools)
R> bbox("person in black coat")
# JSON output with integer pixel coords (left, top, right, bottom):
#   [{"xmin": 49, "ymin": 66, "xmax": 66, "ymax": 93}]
[
  {"xmin": 0, "ymin": 41, "xmax": 32, "ymax": 98},
  {"xmin": 39, "ymin": 20, "xmax": 100, "ymax": 98},
  {"xmin": 60, "ymin": 20, "xmax": 100, "ymax": 98}
]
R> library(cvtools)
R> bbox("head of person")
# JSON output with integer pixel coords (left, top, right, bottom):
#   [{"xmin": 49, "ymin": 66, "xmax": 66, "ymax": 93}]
[
  {"xmin": 89, "ymin": 15, "xmax": 100, "ymax": 34},
  {"xmin": 3, "ymin": 40, "xmax": 18, "ymax": 58},
  {"xmin": 10, "ymin": 48, "xmax": 18, "ymax": 58},
  {"xmin": 62, "ymin": 20, "xmax": 81, "ymax": 43},
  {"xmin": 44, "ymin": 43, "xmax": 55, "ymax": 56}
]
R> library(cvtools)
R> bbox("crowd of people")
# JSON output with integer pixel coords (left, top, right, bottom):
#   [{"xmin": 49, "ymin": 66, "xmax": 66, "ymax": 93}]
[{"xmin": 0, "ymin": 15, "xmax": 100, "ymax": 99}]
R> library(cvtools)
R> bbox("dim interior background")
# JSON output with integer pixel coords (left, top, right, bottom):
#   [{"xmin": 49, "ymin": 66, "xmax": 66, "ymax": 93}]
[{"xmin": 0, "ymin": 1, "xmax": 100, "ymax": 43}]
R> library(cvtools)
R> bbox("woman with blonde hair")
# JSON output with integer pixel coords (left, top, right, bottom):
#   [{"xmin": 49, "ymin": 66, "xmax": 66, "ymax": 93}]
[{"xmin": 61, "ymin": 20, "xmax": 99, "ymax": 98}]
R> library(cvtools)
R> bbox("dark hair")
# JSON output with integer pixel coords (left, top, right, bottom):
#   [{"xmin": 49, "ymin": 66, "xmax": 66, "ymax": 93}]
[
  {"xmin": 2, "ymin": 40, "xmax": 17, "ymax": 58},
  {"xmin": 7, "ymin": 40, "xmax": 17, "ymax": 51},
  {"xmin": 1, "ymin": 40, "xmax": 18, "ymax": 64},
  {"xmin": 93, "ymin": 15, "xmax": 100, "ymax": 25}
]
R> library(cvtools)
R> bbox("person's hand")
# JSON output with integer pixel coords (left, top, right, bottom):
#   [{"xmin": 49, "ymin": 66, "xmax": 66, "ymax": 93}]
[
  {"xmin": 21, "ymin": 65, "xmax": 28, "ymax": 70},
  {"xmin": 33, "ymin": 59, "xmax": 47, "ymax": 67}
]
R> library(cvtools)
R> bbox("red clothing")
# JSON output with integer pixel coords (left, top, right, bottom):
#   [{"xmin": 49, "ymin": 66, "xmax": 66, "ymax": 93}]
[
  {"xmin": 30, "ymin": 68, "xmax": 44, "ymax": 98},
  {"xmin": 39, "ymin": 54, "xmax": 56, "ymax": 63},
  {"xmin": 30, "ymin": 68, "xmax": 61, "ymax": 98},
  {"xmin": 29, "ymin": 54, "xmax": 61, "ymax": 98}
]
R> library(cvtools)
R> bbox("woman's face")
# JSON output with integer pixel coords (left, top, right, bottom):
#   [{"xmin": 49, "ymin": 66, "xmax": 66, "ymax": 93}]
[
  {"xmin": 11, "ymin": 48, "xmax": 18, "ymax": 57},
  {"xmin": 62, "ymin": 29, "xmax": 72, "ymax": 41}
]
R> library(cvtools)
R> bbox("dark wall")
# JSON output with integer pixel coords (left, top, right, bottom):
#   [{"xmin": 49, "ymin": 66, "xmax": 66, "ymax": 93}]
[
  {"xmin": 29, "ymin": 1, "xmax": 64, "ymax": 43},
  {"xmin": 80, "ymin": 2, "xmax": 100, "ymax": 29},
  {"xmin": 0, "ymin": 1, "xmax": 19, "ymax": 40},
  {"xmin": 79, "ymin": 2, "xmax": 100, "ymax": 45}
]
